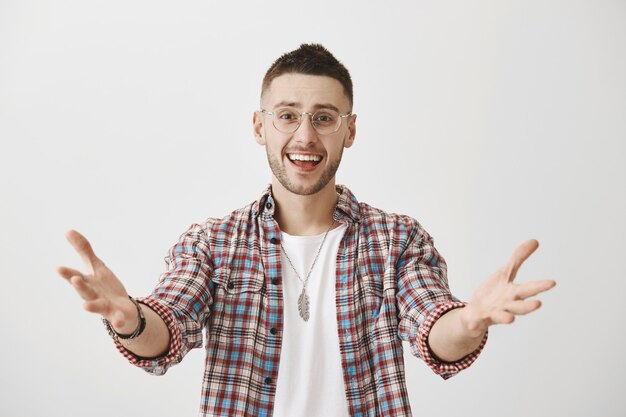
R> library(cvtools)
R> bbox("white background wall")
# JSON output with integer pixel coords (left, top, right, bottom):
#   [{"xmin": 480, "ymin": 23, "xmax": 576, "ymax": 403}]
[{"xmin": 1, "ymin": 1, "xmax": 624, "ymax": 416}]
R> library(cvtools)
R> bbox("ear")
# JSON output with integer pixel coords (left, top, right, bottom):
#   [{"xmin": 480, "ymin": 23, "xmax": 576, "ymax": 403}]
[
  {"xmin": 253, "ymin": 111, "xmax": 266, "ymax": 145},
  {"xmin": 343, "ymin": 114, "xmax": 357, "ymax": 149}
]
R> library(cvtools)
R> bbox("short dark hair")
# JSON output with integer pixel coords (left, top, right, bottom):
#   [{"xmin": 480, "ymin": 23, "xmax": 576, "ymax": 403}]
[{"xmin": 261, "ymin": 43, "xmax": 353, "ymax": 108}]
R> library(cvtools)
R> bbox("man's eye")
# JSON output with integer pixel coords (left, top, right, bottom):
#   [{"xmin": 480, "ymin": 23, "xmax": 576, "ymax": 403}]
[
  {"xmin": 315, "ymin": 113, "xmax": 335, "ymax": 123},
  {"xmin": 277, "ymin": 110, "xmax": 299, "ymax": 121}
]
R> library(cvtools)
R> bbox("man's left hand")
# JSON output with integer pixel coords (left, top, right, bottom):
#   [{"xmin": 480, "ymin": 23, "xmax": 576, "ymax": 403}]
[{"xmin": 460, "ymin": 239, "xmax": 556, "ymax": 337}]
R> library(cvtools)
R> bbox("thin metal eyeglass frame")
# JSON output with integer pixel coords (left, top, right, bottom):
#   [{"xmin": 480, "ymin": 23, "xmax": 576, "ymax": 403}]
[{"xmin": 259, "ymin": 108, "xmax": 352, "ymax": 135}]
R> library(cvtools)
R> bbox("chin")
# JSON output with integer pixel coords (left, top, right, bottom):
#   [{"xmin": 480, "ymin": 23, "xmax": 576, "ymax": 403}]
[{"xmin": 280, "ymin": 179, "xmax": 330, "ymax": 196}]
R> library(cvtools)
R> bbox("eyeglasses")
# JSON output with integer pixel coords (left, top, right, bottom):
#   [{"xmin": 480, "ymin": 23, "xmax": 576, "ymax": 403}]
[{"xmin": 259, "ymin": 107, "xmax": 352, "ymax": 135}]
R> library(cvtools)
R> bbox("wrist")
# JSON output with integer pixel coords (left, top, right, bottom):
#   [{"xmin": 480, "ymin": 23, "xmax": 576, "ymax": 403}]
[
  {"xmin": 103, "ymin": 296, "xmax": 146, "ymax": 343},
  {"xmin": 112, "ymin": 297, "xmax": 140, "ymax": 334},
  {"xmin": 459, "ymin": 305, "xmax": 488, "ymax": 339}
]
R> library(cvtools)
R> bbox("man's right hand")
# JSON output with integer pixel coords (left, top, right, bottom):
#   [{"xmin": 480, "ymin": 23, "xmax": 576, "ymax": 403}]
[{"xmin": 57, "ymin": 230, "xmax": 138, "ymax": 334}]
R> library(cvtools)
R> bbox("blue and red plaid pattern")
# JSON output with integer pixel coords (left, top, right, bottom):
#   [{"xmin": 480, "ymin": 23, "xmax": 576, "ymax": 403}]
[{"xmin": 114, "ymin": 185, "xmax": 486, "ymax": 416}]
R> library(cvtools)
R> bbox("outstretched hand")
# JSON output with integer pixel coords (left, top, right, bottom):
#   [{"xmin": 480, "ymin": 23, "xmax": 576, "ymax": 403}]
[
  {"xmin": 57, "ymin": 230, "xmax": 137, "ymax": 332},
  {"xmin": 461, "ymin": 239, "xmax": 556, "ymax": 336}
]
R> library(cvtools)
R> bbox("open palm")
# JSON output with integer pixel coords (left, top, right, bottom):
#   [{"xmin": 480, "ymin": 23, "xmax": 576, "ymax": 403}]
[
  {"xmin": 463, "ymin": 239, "xmax": 556, "ymax": 333},
  {"xmin": 57, "ymin": 230, "xmax": 136, "ymax": 330}
]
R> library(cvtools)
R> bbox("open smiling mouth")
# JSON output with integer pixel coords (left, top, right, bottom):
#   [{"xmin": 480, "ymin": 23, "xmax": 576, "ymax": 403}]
[{"xmin": 287, "ymin": 153, "xmax": 323, "ymax": 169}]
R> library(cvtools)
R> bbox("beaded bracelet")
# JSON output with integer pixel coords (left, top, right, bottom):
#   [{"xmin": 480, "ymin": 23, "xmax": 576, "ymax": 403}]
[{"xmin": 102, "ymin": 296, "xmax": 146, "ymax": 344}]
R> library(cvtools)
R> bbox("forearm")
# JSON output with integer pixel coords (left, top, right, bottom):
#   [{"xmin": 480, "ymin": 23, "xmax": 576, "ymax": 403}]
[
  {"xmin": 114, "ymin": 303, "xmax": 171, "ymax": 359},
  {"xmin": 427, "ymin": 306, "xmax": 486, "ymax": 363}
]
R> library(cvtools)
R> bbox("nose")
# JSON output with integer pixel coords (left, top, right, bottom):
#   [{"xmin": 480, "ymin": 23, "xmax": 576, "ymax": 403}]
[{"xmin": 293, "ymin": 112, "xmax": 318, "ymax": 144}]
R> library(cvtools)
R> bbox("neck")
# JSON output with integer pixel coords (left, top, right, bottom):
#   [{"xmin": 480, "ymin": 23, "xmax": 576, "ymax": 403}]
[{"xmin": 271, "ymin": 179, "xmax": 338, "ymax": 236}]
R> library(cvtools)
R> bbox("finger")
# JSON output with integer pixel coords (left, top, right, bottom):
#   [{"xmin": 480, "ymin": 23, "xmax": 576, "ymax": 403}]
[
  {"xmin": 504, "ymin": 299, "xmax": 542, "ymax": 315},
  {"xmin": 491, "ymin": 310, "xmax": 515, "ymax": 324},
  {"xmin": 515, "ymin": 280, "xmax": 557, "ymax": 299},
  {"xmin": 505, "ymin": 239, "xmax": 539, "ymax": 282},
  {"xmin": 83, "ymin": 299, "xmax": 108, "ymax": 315},
  {"xmin": 65, "ymin": 230, "xmax": 101, "ymax": 272},
  {"xmin": 69, "ymin": 274, "xmax": 98, "ymax": 301},
  {"xmin": 57, "ymin": 266, "xmax": 84, "ymax": 282}
]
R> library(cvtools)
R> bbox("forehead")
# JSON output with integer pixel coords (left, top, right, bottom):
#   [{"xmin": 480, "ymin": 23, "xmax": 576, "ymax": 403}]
[{"xmin": 263, "ymin": 73, "xmax": 350, "ymax": 110}]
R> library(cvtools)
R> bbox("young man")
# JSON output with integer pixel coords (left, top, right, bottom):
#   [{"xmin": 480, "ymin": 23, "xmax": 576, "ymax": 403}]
[{"xmin": 58, "ymin": 44, "xmax": 555, "ymax": 417}]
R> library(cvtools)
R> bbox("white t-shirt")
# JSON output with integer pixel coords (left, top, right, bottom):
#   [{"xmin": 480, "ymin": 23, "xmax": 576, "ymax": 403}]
[{"xmin": 273, "ymin": 223, "xmax": 350, "ymax": 417}]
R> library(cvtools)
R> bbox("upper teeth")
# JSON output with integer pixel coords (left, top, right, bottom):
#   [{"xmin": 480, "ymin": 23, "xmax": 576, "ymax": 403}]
[{"xmin": 289, "ymin": 154, "xmax": 321, "ymax": 162}]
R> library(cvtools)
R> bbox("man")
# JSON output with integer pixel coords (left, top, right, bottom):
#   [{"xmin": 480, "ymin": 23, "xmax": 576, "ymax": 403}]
[{"xmin": 58, "ymin": 44, "xmax": 556, "ymax": 417}]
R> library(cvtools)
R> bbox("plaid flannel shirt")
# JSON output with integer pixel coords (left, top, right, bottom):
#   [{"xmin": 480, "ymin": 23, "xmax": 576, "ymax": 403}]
[{"xmin": 115, "ymin": 185, "xmax": 487, "ymax": 417}]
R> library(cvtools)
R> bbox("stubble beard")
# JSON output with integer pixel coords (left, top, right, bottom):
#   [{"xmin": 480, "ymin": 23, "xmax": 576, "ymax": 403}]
[{"xmin": 266, "ymin": 146, "xmax": 344, "ymax": 196}]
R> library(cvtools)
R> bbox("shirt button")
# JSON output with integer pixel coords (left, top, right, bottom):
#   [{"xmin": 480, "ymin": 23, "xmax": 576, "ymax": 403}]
[
  {"xmin": 270, "ymin": 237, "xmax": 278, "ymax": 244},
  {"xmin": 271, "ymin": 278, "xmax": 279, "ymax": 285},
  {"xmin": 227, "ymin": 282, "xmax": 235, "ymax": 290},
  {"xmin": 266, "ymin": 202, "xmax": 273, "ymax": 210},
  {"xmin": 270, "ymin": 327, "xmax": 277, "ymax": 335},
  {"xmin": 264, "ymin": 377, "xmax": 272, "ymax": 385}
]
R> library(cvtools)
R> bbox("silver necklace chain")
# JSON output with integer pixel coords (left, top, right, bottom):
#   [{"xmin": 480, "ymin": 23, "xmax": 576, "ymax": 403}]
[{"xmin": 280, "ymin": 220, "xmax": 336, "ymax": 322}]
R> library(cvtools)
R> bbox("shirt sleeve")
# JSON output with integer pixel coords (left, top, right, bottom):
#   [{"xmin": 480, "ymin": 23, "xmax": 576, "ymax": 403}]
[
  {"xmin": 395, "ymin": 218, "xmax": 487, "ymax": 380},
  {"xmin": 112, "ymin": 222, "xmax": 214, "ymax": 375}
]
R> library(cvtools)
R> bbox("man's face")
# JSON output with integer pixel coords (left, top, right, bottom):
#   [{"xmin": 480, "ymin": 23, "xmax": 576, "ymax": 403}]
[{"xmin": 253, "ymin": 73, "xmax": 356, "ymax": 196}]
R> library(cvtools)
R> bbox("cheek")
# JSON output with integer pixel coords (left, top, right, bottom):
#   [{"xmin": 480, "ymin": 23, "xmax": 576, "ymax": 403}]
[
  {"xmin": 267, "ymin": 137, "xmax": 289, "ymax": 157},
  {"xmin": 330, "ymin": 136, "xmax": 348, "ymax": 154}
]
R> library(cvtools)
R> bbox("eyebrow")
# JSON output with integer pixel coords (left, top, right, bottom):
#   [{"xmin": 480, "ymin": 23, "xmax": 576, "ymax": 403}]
[{"xmin": 272, "ymin": 101, "xmax": 341, "ymax": 113}]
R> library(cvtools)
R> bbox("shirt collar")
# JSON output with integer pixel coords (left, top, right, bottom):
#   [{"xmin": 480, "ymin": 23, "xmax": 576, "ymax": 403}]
[
  {"xmin": 333, "ymin": 184, "xmax": 361, "ymax": 224},
  {"xmin": 252, "ymin": 184, "xmax": 361, "ymax": 224}
]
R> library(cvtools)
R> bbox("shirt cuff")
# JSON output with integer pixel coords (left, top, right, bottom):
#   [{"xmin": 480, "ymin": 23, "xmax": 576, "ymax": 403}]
[
  {"xmin": 416, "ymin": 301, "xmax": 488, "ymax": 380},
  {"xmin": 112, "ymin": 297, "xmax": 184, "ymax": 376}
]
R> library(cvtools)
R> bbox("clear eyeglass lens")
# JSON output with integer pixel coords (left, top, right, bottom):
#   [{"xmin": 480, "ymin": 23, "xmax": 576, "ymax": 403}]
[{"xmin": 272, "ymin": 107, "xmax": 340, "ymax": 134}]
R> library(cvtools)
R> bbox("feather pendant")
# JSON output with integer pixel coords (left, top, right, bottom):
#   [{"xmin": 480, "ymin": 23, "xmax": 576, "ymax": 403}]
[{"xmin": 298, "ymin": 288, "xmax": 310, "ymax": 321}]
